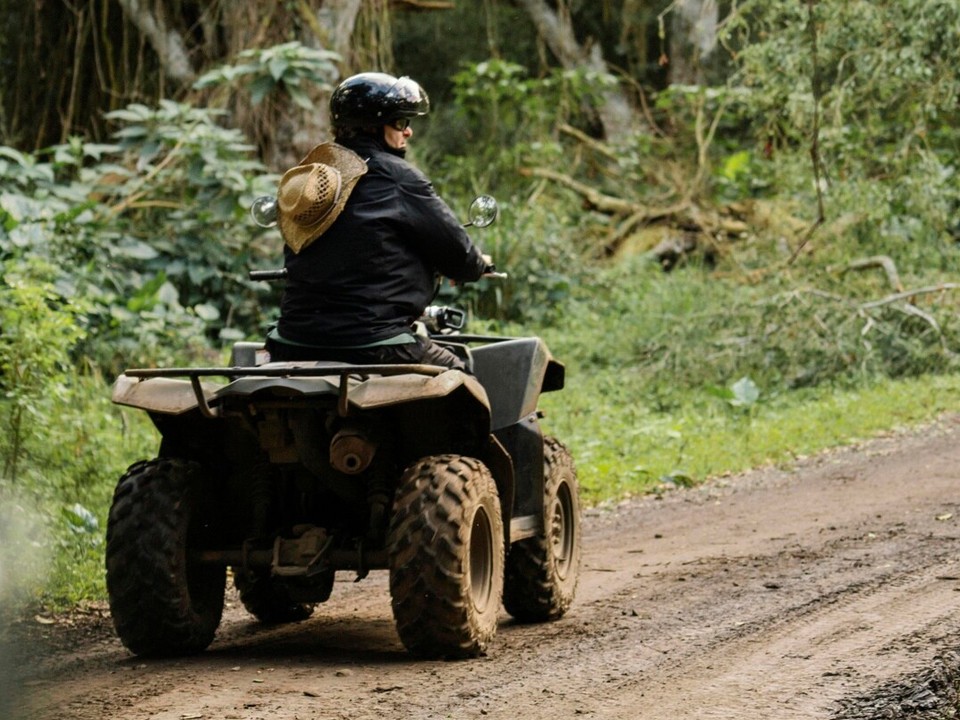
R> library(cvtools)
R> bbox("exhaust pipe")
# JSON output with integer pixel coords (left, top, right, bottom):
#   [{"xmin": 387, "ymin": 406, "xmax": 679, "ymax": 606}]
[{"xmin": 329, "ymin": 426, "xmax": 378, "ymax": 474}]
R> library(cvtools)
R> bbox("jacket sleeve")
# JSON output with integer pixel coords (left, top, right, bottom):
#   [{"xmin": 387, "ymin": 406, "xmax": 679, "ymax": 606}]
[{"xmin": 395, "ymin": 166, "xmax": 488, "ymax": 282}]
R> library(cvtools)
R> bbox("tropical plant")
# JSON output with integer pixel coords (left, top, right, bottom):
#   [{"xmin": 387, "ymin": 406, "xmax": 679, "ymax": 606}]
[
  {"xmin": 193, "ymin": 41, "xmax": 341, "ymax": 109},
  {"xmin": 721, "ymin": 0, "xmax": 960, "ymax": 250},
  {"xmin": 0, "ymin": 260, "xmax": 87, "ymax": 481},
  {"xmin": 0, "ymin": 102, "xmax": 283, "ymax": 372}
]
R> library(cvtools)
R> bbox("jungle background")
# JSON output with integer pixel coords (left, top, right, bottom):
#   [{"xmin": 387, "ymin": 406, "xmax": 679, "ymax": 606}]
[{"xmin": 1, "ymin": 0, "xmax": 959, "ymax": 610}]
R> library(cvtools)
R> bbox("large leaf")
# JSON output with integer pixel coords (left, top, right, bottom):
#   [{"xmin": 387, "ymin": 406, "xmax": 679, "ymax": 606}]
[
  {"xmin": 268, "ymin": 57, "xmax": 290, "ymax": 81},
  {"xmin": 287, "ymin": 84, "xmax": 314, "ymax": 110},
  {"xmin": 111, "ymin": 239, "xmax": 159, "ymax": 260},
  {"xmin": 249, "ymin": 75, "xmax": 277, "ymax": 106},
  {"xmin": 729, "ymin": 377, "xmax": 761, "ymax": 408}
]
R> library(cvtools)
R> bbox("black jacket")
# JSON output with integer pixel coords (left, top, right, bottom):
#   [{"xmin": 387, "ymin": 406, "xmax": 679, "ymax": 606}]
[{"xmin": 276, "ymin": 136, "xmax": 487, "ymax": 346}]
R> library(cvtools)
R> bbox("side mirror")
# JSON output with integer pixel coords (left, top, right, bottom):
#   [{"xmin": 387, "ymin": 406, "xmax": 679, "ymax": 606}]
[
  {"xmin": 466, "ymin": 195, "xmax": 498, "ymax": 228},
  {"xmin": 250, "ymin": 196, "xmax": 278, "ymax": 228}
]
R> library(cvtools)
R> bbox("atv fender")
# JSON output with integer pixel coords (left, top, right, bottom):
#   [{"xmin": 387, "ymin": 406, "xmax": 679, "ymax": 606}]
[
  {"xmin": 345, "ymin": 370, "xmax": 488, "ymax": 412},
  {"xmin": 112, "ymin": 374, "xmax": 221, "ymax": 416},
  {"xmin": 470, "ymin": 338, "xmax": 565, "ymax": 430}
]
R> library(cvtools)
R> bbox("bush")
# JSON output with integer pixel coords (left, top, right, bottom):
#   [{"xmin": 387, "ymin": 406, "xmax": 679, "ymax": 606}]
[
  {"xmin": 0, "ymin": 104, "xmax": 283, "ymax": 374},
  {"xmin": 0, "ymin": 260, "xmax": 87, "ymax": 482}
]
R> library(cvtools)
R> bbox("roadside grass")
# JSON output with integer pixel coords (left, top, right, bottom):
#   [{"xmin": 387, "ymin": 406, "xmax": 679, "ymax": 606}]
[
  {"xmin": 541, "ymin": 370, "xmax": 960, "ymax": 505},
  {"xmin": 522, "ymin": 246, "xmax": 960, "ymax": 505}
]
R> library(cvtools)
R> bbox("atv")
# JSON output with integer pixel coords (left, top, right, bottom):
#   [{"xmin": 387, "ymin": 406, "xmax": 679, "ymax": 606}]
[{"xmin": 105, "ymin": 197, "xmax": 582, "ymax": 659}]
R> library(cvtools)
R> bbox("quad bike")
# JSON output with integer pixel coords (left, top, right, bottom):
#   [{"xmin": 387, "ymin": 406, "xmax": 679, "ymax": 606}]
[{"xmin": 105, "ymin": 197, "xmax": 582, "ymax": 659}]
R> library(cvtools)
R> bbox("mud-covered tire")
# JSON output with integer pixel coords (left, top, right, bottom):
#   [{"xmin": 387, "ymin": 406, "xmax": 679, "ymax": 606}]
[
  {"xmin": 388, "ymin": 455, "xmax": 504, "ymax": 659},
  {"xmin": 503, "ymin": 437, "xmax": 581, "ymax": 622},
  {"xmin": 106, "ymin": 458, "xmax": 225, "ymax": 656},
  {"xmin": 234, "ymin": 571, "xmax": 319, "ymax": 624}
]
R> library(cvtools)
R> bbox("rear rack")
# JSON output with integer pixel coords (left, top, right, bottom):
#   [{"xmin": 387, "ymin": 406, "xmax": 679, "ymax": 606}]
[
  {"xmin": 122, "ymin": 363, "xmax": 448, "ymax": 419},
  {"xmin": 123, "ymin": 363, "xmax": 448, "ymax": 380}
]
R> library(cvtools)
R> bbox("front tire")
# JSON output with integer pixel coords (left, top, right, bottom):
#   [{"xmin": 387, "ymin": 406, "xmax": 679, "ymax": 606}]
[
  {"xmin": 388, "ymin": 455, "xmax": 504, "ymax": 658},
  {"xmin": 106, "ymin": 458, "xmax": 225, "ymax": 656},
  {"xmin": 503, "ymin": 437, "xmax": 581, "ymax": 622}
]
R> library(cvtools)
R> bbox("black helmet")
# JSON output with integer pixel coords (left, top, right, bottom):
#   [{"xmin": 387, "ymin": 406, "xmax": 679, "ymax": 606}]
[{"xmin": 330, "ymin": 72, "xmax": 430, "ymax": 129}]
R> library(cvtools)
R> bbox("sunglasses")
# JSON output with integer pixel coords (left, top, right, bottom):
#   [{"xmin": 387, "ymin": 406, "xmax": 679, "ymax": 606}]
[{"xmin": 388, "ymin": 117, "xmax": 411, "ymax": 131}]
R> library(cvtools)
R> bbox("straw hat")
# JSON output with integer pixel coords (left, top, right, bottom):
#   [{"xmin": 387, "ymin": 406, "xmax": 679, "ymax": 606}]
[{"xmin": 277, "ymin": 142, "xmax": 368, "ymax": 253}]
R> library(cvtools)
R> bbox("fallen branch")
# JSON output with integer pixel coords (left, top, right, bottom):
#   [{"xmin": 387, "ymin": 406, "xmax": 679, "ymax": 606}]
[
  {"xmin": 519, "ymin": 167, "xmax": 639, "ymax": 214},
  {"xmin": 603, "ymin": 202, "xmax": 693, "ymax": 255},
  {"xmin": 859, "ymin": 302, "xmax": 954, "ymax": 355},
  {"xmin": 841, "ymin": 255, "xmax": 903, "ymax": 292},
  {"xmin": 520, "ymin": 166, "xmax": 691, "ymax": 222},
  {"xmin": 558, "ymin": 123, "xmax": 619, "ymax": 162},
  {"xmin": 106, "ymin": 137, "xmax": 186, "ymax": 217},
  {"xmin": 859, "ymin": 283, "xmax": 960, "ymax": 310},
  {"xmin": 390, "ymin": 0, "xmax": 454, "ymax": 8}
]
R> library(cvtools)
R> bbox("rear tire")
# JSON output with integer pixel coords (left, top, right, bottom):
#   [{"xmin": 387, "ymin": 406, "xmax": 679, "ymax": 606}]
[
  {"xmin": 503, "ymin": 438, "xmax": 581, "ymax": 622},
  {"xmin": 388, "ymin": 455, "xmax": 504, "ymax": 658},
  {"xmin": 106, "ymin": 459, "xmax": 225, "ymax": 656}
]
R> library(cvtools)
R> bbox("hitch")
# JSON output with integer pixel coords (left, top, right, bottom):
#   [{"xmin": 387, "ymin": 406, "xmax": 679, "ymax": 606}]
[{"xmin": 271, "ymin": 526, "xmax": 333, "ymax": 578}]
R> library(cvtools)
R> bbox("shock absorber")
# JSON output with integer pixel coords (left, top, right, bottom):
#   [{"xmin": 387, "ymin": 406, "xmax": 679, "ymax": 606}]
[
  {"xmin": 248, "ymin": 463, "xmax": 274, "ymax": 539},
  {"xmin": 365, "ymin": 474, "xmax": 391, "ymax": 543}
]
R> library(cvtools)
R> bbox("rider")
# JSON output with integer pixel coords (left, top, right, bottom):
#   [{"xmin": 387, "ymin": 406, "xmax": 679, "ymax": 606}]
[{"xmin": 265, "ymin": 72, "xmax": 490, "ymax": 371}]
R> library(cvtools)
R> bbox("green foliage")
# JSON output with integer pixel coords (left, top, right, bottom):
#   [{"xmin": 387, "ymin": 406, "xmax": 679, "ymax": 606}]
[
  {"xmin": 193, "ymin": 41, "xmax": 341, "ymax": 108},
  {"xmin": 0, "ymin": 371, "xmax": 157, "ymax": 608},
  {"xmin": 431, "ymin": 59, "xmax": 615, "ymax": 190},
  {"xmin": 0, "ymin": 101, "xmax": 282, "ymax": 372},
  {"xmin": 0, "ymin": 260, "xmax": 87, "ymax": 481},
  {"xmin": 531, "ymin": 238, "xmax": 960, "ymax": 502},
  {"xmin": 721, "ymin": 0, "xmax": 960, "ymax": 243},
  {"xmin": 51, "ymin": 503, "xmax": 105, "ymax": 604},
  {"xmin": 0, "ymin": 98, "xmax": 273, "ymax": 607},
  {"xmin": 550, "ymin": 255, "xmax": 960, "ymax": 399},
  {"xmin": 450, "ymin": 198, "xmax": 585, "ymax": 323},
  {"xmin": 728, "ymin": 0, "xmax": 960, "ymax": 145},
  {"xmin": 709, "ymin": 376, "xmax": 761, "ymax": 411},
  {"xmin": 708, "ymin": 376, "xmax": 762, "ymax": 451}
]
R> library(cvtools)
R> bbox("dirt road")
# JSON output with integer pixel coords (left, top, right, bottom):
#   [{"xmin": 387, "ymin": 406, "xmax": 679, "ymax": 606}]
[{"xmin": 7, "ymin": 417, "xmax": 960, "ymax": 720}]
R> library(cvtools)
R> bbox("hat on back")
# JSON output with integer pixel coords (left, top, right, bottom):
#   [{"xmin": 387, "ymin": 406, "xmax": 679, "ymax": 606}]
[{"xmin": 277, "ymin": 143, "xmax": 367, "ymax": 253}]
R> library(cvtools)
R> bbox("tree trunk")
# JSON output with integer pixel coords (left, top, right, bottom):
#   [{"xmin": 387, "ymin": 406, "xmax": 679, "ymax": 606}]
[
  {"xmin": 285, "ymin": 0, "xmax": 367, "ymax": 159},
  {"xmin": 318, "ymin": 0, "xmax": 365, "ymax": 60},
  {"xmin": 114, "ymin": 0, "xmax": 195, "ymax": 85},
  {"xmin": 668, "ymin": 0, "xmax": 719, "ymax": 86},
  {"xmin": 511, "ymin": 0, "xmax": 638, "ymax": 142}
]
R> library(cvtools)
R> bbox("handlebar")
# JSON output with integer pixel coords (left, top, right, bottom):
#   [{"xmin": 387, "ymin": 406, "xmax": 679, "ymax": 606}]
[
  {"xmin": 251, "ymin": 267, "xmax": 505, "ymax": 282},
  {"xmin": 421, "ymin": 305, "xmax": 466, "ymax": 332},
  {"xmin": 482, "ymin": 262, "xmax": 507, "ymax": 280},
  {"xmin": 249, "ymin": 268, "xmax": 288, "ymax": 281}
]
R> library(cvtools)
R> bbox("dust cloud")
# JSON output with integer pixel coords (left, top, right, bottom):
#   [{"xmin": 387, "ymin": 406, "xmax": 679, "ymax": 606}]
[{"xmin": 0, "ymin": 492, "xmax": 51, "ymax": 720}]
